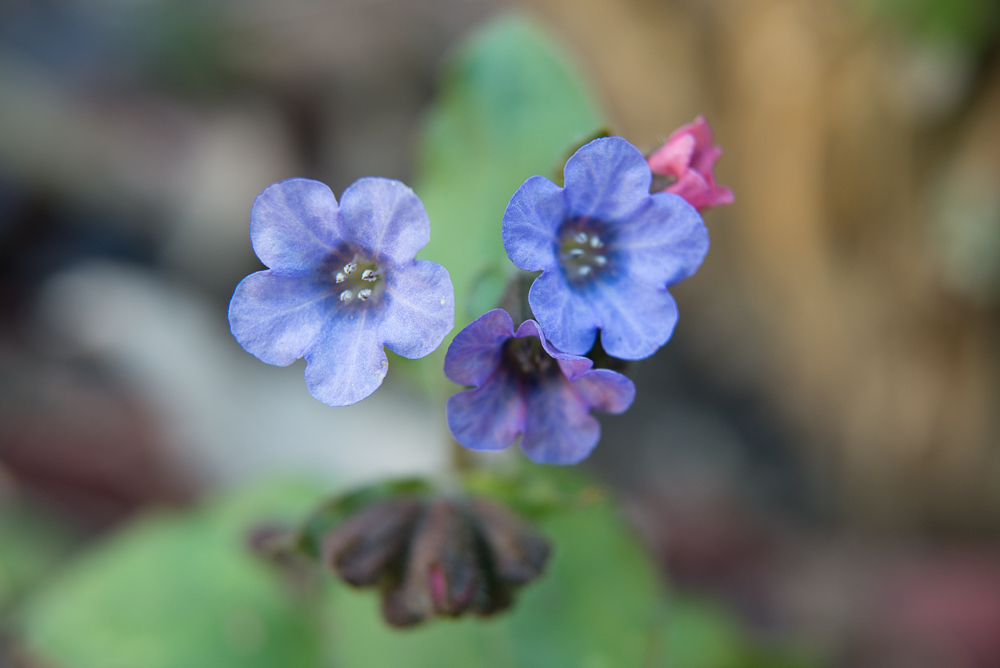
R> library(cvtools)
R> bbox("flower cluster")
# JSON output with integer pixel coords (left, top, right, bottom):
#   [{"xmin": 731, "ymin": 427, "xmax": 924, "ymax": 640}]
[{"xmin": 229, "ymin": 121, "xmax": 729, "ymax": 464}]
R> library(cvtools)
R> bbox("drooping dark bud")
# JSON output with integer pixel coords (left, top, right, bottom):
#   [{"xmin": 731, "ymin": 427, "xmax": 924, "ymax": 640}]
[
  {"xmin": 469, "ymin": 498, "xmax": 550, "ymax": 585},
  {"xmin": 322, "ymin": 497, "xmax": 423, "ymax": 587}
]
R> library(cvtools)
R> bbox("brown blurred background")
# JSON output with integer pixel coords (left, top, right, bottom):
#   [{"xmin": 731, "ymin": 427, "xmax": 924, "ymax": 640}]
[{"xmin": 2, "ymin": 0, "xmax": 1000, "ymax": 666}]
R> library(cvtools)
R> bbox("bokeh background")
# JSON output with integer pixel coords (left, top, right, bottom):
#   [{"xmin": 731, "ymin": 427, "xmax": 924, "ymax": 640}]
[{"xmin": 2, "ymin": 0, "xmax": 1000, "ymax": 666}]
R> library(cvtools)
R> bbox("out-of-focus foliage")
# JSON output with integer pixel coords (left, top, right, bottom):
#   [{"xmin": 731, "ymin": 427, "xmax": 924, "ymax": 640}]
[
  {"xmin": 19, "ymin": 481, "xmax": 327, "ymax": 668},
  {"xmin": 403, "ymin": 16, "xmax": 603, "ymax": 393},
  {"xmin": 19, "ymin": 472, "xmax": 670, "ymax": 668},
  {"xmin": 0, "ymin": 508, "xmax": 73, "ymax": 612},
  {"xmin": 856, "ymin": 0, "xmax": 999, "ymax": 50}
]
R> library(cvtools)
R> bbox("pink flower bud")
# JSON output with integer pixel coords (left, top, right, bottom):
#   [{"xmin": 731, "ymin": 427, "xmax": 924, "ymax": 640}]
[{"xmin": 648, "ymin": 116, "xmax": 734, "ymax": 211}]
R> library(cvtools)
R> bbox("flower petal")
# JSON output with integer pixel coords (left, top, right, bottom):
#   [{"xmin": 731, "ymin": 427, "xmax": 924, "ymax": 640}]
[
  {"xmin": 520, "ymin": 376, "xmax": 600, "ymax": 465},
  {"xmin": 573, "ymin": 369, "xmax": 636, "ymax": 414},
  {"xmin": 447, "ymin": 369, "xmax": 525, "ymax": 451},
  {"xmin": 669, "ymin": 115, "xmax": 714, "ymax": 150},
  {"xmin": 303, "ymin": 309, "xmax": 388, "ymax": 406},
  {"xmin": 527, "ymin": 270, "xmax": 600, "ymax": 356},
  {"xmin": 339, "ymin": 177, "xmax": 430, "ymax": 263},
  {"xmin": 379, "ymin": 260, "xmax": 455, "ymax": 359},
  {"xmin": 250, "ymin": 178, "xmax": 342, "ymax": 273},
  {"xmin": 228, "ymin": 270, "xmax": 331, "ymax": 366},
  {"xmin": 563, "ymin": 137, "xmax": 652, "ymax": 222},
  {"xmin": 444, "ymin": 309, "xmax": 515, "ymax": 387},
  {"xmin": 590, "ymin": 281, "xmax": 679, "ymax": 360},
  {"xmin": 502, "ymin": 175, "xmax": 565, "ymax": 271},
  {"xmin": 647, "ymin": 133, "xmax": 695, "ymax": 177},
  {"xmin": 514, "ymin": 319, "xmax": 593, "ymax": 381},
  {"xmin": 616, "ymin": 192, "xmax": 710, "ymax": 286}
]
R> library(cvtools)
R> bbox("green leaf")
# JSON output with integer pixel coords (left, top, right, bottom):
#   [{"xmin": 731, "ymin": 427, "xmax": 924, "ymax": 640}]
[
  {"xmin": 404, "ymin": 15, "xmax": 603, "ymax": 394},
  {"xmin": 0, "ymin": 507, "xmax": 74, "ymax": 612},
  {"xmin": 325, "ymin": 485, "xmax": 664, "ymax": 668},
  {"xmin": 19, "ymin": 480, "xmax": 331, "ymax": 668}
]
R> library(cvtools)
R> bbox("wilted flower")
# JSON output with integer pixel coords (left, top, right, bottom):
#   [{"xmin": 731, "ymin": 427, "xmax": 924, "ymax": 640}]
[
  {"xmin": 502, "ymin": 137, "xmax": 709, "ymax": 360},
  {"xmin": 647, "ymin": 115, "xmax": 734, "ymax": 211},
  {"xmin": 320, "ymin": 495, "xmax": 550, "ymax": 627},
  {"xmin": 228, "ymin": 177, "xmax": 454, "ymax": 406},
  {"xmin": 445, "ymin": 309, "xmax": 635, "ymax": 464}
]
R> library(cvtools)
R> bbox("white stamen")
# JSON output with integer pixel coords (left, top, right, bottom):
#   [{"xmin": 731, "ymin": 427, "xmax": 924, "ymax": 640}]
[
  {"xmin": 594, "ymin": 255, "xmax": 608, "ymax": 266},
  {"xmin": 343, "ymin": 262, "xmax": 357, "ymax": 275},
  {"xmin": 357, "ymin": 288, "xmax": 372, "ymax": 301},
  {"xmin": 335, "ymin": 272, "xmax": 346, "ymax": 283},
  {"xmin": 567, "ymin": 248, "xmax": 585, "ymax": 258},
  {"xmin": 578, "ymin": 265, "xmax": 592, "ymax": 276},
  {"xmin": 361, "ymin": 269, "xmax": 377, "ymax": 281},
  {"xmin": 574, "ymin": 231, "xmax": 589, "ymax": 244},
  {"xmin": 339, "ymin": 290, "xmax": 353, "ymax": 302},
  {"xmin": 589, "ymin": 236, "xmax": 604, "ymax": 248}
]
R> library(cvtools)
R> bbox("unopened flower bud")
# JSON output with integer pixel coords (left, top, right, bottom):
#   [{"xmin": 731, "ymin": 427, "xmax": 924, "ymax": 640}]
[
  {"xmin": 322, "ymin": 497, "xmax": 422, "ymax": 587},
  {"xmin": 469, "ymin": 498, "xmax": 550, "ymax": 585}
]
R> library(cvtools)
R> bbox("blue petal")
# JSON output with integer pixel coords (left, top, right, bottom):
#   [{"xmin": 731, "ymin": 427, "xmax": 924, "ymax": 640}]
[
  {"xmin": 590, "ymin": 281, "xmax": 679, "ymax": 360},
  {"xmin": 514, "ymin": 319, "xmax": 592, "ymax": 381},
  {"xmin": 338, "ymin": 177, "xmax": 430, "ymax": 263},
  {"xmin": 444, "ymin": 309, "xmax": 515, "ymax": 386},
  {"xmin": 573, "ymin": 369, "xmax": 636, "ymax": 414},
  {"xmin": 228, "ymin": 270, "xmax": 331, "ymax": 366},
  {"xmin": 379, "ymin": 260, "xmax": 455, "ymax": 359},
  {"xmin": 302, "ymin": 309, "xmax": 388, "ymax": 406},
  {"xmin": 447, "ymin": 369, "xmax": 526, "ymax": 451},
  {"xmin": 527, "ymin": 270, "xmax": 600, "ymax": 356},
  {"xmin": 616, "ymin": 192, "xmax": 709, "ymax": 287},
  {"xmin": 520, "ymin": 376, "xmax": 600, "ymax": 465},
  {"xmin": 502, "ymin": 175, "xmax": 565, "ymax": 271},
  {"xmin": 563, "ymin": 137, "xmax": 652, "ymax": 222},
  {"xmin": 250, "ymin": 178, "xmax": 342, "ymax": 273}
]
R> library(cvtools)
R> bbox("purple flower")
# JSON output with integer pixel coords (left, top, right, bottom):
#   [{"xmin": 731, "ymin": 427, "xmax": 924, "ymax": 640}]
[
  {"xmin": 228, "ymin": 177, "xmax": 454, "ymax": 406},
  {"xmin": 502, "ymin": 136, "xmax": 709, "ymax": 360},
  {"xmin": 445, "ymin": 309, "xmax": 635, "ymax": 465}
]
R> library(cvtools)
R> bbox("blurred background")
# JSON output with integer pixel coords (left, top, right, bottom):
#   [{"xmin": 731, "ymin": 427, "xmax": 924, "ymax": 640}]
[{"xmin": 1, "ymin": 0, "xmax": 1000, "ymax": 666}]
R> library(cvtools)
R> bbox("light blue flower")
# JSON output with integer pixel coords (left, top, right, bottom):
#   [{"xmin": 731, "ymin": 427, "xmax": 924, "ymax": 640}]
[
  {"xmin": 229, "ymin": 177, "xmax": 454, "ymax": 406},
  {"xmin": 502, "ymin": 137, "xmax": 709, "ymax": 360}
]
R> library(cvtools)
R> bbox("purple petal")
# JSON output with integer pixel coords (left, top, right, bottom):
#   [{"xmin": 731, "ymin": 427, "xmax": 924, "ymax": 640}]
[
  {"xmin": 228, "ymin": 271, "xmax": 331, "ymax": 366},
  {"xmin": 573, "ymin": 369, "xmax": 636, "ymax": 414},
  {"xmin": 514, "ymin": 319, "xmax": 593, "ymax": 381},
  {"xmin": 527, "ymin": 270, "xmax": 600, "ymax": 356},
  {"xmin": 444, "ymin": 309, "xmax": 515, "ymax": 386},
  {"xmin": 590, "ymin": 281, "xmax": 679, "ymax": 360},
  {"xmin": 250, "ymin": 178, "xmax": 342, "ymax": 273},
  {"xmin": 616, "ymin": 192, "xmax": 709, "ymax": 286},
  {"xmin": 302, "ymin": 310, "xmax": 389, "ymax": 406},
  {"xmin": 502, "ymin": 175, "xmax": 565, "ymax": 271},
  {"xmin": 379, "ymin": 260, "xmax": 455, "ymax": 359},
  {"xmin": 446, "ymin": 370, "xmax": 525, "ymax": 451},
  {"xmin": 563, "ymin": 137, "xmax": 652, "ymax": 222},
  {"xmin": 520, "ymin": 376, "xmax": 600, "ymax": 465},
  {"xmin": 338, "ymin": 177, "xmax": 430, "ymax": 263}
]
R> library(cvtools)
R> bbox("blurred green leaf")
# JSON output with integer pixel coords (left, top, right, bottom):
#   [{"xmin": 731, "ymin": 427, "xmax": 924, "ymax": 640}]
[
  {"xmin": 325, "ymin": 487, "xmax": 664, "ymax": 668},
  {"xmin": 404, "ymin": 15, "xmax": 604, "ymax": 394},
  {"xmin": 855, "ymin": 0, "xmax": 1000, "ymax": 51},
  {"xmin": 0, "ymin": 507, "xmax": 74, "ymax": 612},
  {"xmin": 20, "ymin": 481, "xmax": 330, "ymax": 668}
]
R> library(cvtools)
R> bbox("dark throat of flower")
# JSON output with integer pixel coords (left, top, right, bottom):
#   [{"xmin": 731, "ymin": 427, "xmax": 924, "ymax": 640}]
[
  {"xmin": 502, "ymin": 336, "xmax": 558, "ymax": 384},
  {"xmin": 327, "ymin": 249, "xmax": 385, "ymax": 307},
  {"xmin": 557, "ymin": 217, "xmax": 611, "ymax": 286}
]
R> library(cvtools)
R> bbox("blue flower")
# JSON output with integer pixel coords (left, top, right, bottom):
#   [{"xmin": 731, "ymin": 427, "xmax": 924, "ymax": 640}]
[
  {"xmin": 229, "ymin": 177, "xmax": 455, "ymax": 406},
  {"xmin": 502, "ymin": 136, "xmax": 709, "ymax": 360},
  {"xmin": 445, "ymin": 309, "xmax": 635, "ymax": 465}
]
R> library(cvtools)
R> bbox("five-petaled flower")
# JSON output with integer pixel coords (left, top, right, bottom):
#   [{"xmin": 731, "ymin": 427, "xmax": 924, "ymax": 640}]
[
  {"xmin": 445, "ymin": 309, "xmax": 635, "ymax": 465},
  {"xmin": 502, "ymin": 136, "xmax": 709, "ymax": 361},
  {"xmin": 229, "ymin": 177, "xmax": 454, "ymax": 406},
  {"xmin": 647, "ymin": 116, "xmax": 734, "ymax": 211}
]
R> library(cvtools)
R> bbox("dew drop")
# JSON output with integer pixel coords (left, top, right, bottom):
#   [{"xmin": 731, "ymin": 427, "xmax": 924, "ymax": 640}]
[
  {"xmin": 343, "ymin": 262, "xmax": 357, "ymax": 275},
  {"xmin": 357, "ymin": 288, "xmax": 372, "ymax": 301},
  {"xmin": 339, "ymin": 290, "xmax": 354, "ymax": 302}
]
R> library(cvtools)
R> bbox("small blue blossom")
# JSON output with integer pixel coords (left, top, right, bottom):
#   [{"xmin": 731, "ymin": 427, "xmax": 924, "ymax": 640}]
[
  {"xmin": 445, "ymin": 309, "xmax": 635, "ymax": 465},
  {"xmin": 502, "ymin": 136, "xmax": 709, "ymax": 360},
  {"xmin": 229, "ymin": 177, "xmax": 454, "ymax": 406}
]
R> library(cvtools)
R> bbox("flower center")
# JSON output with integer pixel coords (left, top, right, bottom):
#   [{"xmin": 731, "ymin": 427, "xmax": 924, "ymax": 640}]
[
  {"xmin": 557, "ymin": 218, "xmax": 611, "ymax": 284},
  {"xmin": 502, "ymin": 336, "xmax": 557, "ymax": 383},
  {"xmin": 329, "ymin": 252, "xmax": 384, "ymax": 306}
]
